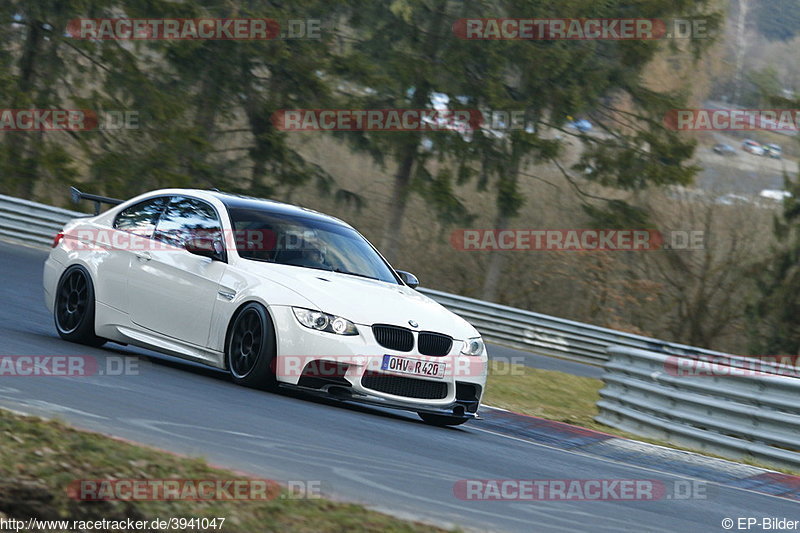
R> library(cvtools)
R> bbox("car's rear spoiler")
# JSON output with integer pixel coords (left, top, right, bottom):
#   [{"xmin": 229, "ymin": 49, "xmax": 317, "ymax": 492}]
[{"xmin": 70, "ymin": 187, "xmax": 124, "ymax": 215}]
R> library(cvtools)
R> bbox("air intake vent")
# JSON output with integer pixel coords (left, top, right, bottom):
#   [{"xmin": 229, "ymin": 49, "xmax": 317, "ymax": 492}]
[
  {"xmin": 362, "ymin": 372, "xmax": 448, "ymax": 399},
  {"xmin": 372, "ymin": 324, "xmax": 414, "ymax": 352},
  {"xmin": 297, "ymin": 360, "xmax": 351, "ymax": 390},
  {"xmin": 418, "ymin": 332, "xmax": 453, "ymax": 356}
]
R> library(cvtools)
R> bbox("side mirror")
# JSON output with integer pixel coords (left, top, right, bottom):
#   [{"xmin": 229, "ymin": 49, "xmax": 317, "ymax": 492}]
[
  {"xmin": 185, "ymin": 237, "xmax": 225, "ymax": 261},
  {"xmin": 396, "ymin": 270, "xmax": 419, "ymax": 289}
]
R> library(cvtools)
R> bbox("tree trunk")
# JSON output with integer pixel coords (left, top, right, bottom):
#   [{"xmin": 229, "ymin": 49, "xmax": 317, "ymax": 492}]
[
  {"xmin": 378, "ymin": 0, "xmax": 449, "ymax": 263},
  {"xmin": 181, "ymin": 71, "xmax": 220, "ymax": 181},
  {"xmin": 380, "ymin": 145, "xmax": 416, "ymax": 264},
  {"xmin": 245, "ymin": 85, "xmax": 269, "ymax": 189},
  {"xmin": 481, "ymin": 153, "xmax": 522, "ymax": 301},
  {"xmin": 3, "ymin": 20, "xmax": 42, "ymax": 196},
  {"xmin": 732, "ymin": 0, "xmax": 749, "ymax": 103},
  {"xmin": 480, "ymin": 210, "xmax": 511, "ymax": 301}
]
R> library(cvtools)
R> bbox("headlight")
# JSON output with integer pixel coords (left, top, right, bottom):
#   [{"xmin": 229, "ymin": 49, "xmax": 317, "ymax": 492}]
[
  {"xmin": 292, "ymin": 307, "xmax": 359, "ymax": 336},
  {"xmin": 461, "ymin": 337, "xmax": 484, "ymax": 356}
]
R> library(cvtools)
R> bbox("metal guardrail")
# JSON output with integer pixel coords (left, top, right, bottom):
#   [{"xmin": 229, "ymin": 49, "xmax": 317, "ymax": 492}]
[
  {"xmin": 596, "ymin": 346, "xmax": 800, "ymax": 470},
  {"xmin": 0, "ymin": 194, "xmax": 87, "ymax": 247},
  {"xmin": 417, "ymin": 287, "xmax": 727, "ymax": 365}
]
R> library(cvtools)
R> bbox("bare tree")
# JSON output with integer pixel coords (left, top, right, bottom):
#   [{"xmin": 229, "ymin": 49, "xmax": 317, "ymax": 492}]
[{"xmin": 732, "ymin": 0, "xmax": 750, "ymax": 103}]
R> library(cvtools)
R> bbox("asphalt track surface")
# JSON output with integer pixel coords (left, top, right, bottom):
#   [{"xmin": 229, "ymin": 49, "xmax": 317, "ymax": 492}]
[{"xmin": 0, "ymin": 241, "xmax": 796, "ymax": 532}]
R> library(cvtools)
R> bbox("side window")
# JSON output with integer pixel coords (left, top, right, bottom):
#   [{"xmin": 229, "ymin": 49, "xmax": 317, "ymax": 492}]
[
  {"xmin": 113, "ymin": 197, "xmax": 169, "ymax": 238},
  {"xmin": 154, "ymin": 197, "xmax": 223, "ymax": 249}
]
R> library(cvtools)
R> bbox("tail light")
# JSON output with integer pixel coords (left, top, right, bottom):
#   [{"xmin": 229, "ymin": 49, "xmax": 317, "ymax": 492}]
[{"xmin": 52, "ymin": 232, "xmax": 64, "ymax": 248}]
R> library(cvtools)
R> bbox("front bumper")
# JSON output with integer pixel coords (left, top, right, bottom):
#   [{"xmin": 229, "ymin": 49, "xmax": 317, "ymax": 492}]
[
  {"xmin": 281, "ymin": 382, "xmax": 481, "ymax": 419},
  {"xmin": 270, "ymin": 306, "xmax": 487, "ymax": 418}
]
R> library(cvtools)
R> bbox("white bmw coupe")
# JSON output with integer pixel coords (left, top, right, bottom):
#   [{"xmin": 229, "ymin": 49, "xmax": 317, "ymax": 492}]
[{"xmin": 43, "ymin": 188, "xmax": 487, "ymax": 425}]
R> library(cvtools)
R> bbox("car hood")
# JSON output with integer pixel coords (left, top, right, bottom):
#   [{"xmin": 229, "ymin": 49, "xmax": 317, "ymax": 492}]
[{"xmin": 244, "ymin": 262, "xmax": 479, "ymax": 339}]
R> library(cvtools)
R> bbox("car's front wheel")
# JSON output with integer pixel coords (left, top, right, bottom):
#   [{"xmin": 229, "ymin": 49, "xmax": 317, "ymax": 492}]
[
  {"xmin": 418, "ymin": 413, "xmax": 469, "ymax": 427},
  {"xmin": 54, "ymin": 265, "xmax": 106, "ymax": 347},
  {"xmin": 226, "ymin": 302, "xmax": 278, "ymax": 391}
]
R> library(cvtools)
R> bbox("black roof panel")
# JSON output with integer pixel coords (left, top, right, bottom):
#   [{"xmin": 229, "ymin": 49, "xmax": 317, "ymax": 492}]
[{"xmin": 208, "ymin": 191, "xmax": 350, "ymax": 227}]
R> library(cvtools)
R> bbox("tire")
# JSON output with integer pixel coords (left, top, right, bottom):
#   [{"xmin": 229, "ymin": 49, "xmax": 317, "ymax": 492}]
[
  {"xmin": 418, "ymin": 412, "xmax": 469, "ymax": 427},
  {"xmin": 226, "ymin": 302, "xmax": 278, "ymax": 390},
  {"xmin": 54, "ymin": 265, "xmax": 106, "ymax": 347}
]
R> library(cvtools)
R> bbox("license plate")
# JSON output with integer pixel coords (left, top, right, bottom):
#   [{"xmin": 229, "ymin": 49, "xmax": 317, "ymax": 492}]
[{"xmin": 381, "ymin": 355, "xmax": 446, "ymax": 379}]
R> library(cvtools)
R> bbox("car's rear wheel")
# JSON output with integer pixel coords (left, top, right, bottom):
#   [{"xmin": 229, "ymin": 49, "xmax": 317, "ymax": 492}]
[
  {"xmin": 226, "ymin": 303, "xmax": 278, "ymax": 390},
  {"xmin": 54, "ymin": 266, "xmax": 106, "ymax": 347},
  {"xmin": 418, "ymin": 413, "xmax": 469, "ymax": 426}
]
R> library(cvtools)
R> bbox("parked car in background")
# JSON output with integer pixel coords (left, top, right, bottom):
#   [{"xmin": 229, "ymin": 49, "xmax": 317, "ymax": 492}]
[
  {"xmin": 741, "ymin": 139, "xmax": 765, "ymax": 156},
  {"xmin": 715, "ymin": 193, "xmax": 752, "ymax": 206},
  {"xmin": 759, "ymin": 189, "xmax": 792, "ymax": 201},
  {"xmin": 764, "ymin": 143, "xmax": 782, "ymax": 159},
  {"xmin": 713, "ymin": 143, "xmax": 737, "ymax": 156},
  {"xmin": 567, "ymin": 118, "xmax": 592, "ymax": 133}
]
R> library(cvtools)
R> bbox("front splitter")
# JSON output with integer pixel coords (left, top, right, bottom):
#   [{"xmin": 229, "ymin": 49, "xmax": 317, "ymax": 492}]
[{"xmin": 279, "ymin": 383, "xmax": 480, "ymax": 420}]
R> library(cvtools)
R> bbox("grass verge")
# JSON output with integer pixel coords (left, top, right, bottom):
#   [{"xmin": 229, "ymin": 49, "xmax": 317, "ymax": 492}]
[
  {"xmin": 483, "ymin": 361, "xmax": 606, "ymax": 431},
  {"xmin": 0, "ymin": 409, "xmax": 446, "ymax": 532}
]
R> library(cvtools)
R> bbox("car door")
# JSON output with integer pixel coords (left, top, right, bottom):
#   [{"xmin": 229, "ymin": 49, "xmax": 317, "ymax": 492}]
[
  {"xmin": 127, "ymin": 196, "xmax": 227, "ymax": 347},
  {"xmin": 100, "ymin": 196, "xmax": 171, "ymax": 312}
]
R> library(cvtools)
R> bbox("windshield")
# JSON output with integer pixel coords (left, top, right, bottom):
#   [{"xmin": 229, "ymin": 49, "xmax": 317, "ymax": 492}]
[{"xmin": 227, "ymin": 207, "xmax": 399, "ymax": 284}]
